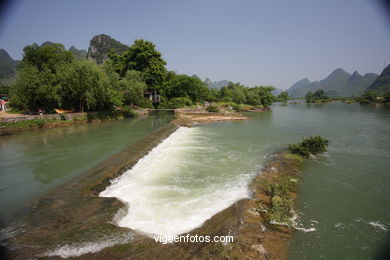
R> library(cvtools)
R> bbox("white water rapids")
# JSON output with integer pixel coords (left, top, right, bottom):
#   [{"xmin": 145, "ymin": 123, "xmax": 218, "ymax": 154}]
[{"xmin": 100, "ymin": 126, "xmax": 260, "ymax": 237}]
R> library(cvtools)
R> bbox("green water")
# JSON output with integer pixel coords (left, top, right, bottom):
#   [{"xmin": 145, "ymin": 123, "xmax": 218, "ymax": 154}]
[
  {"xmin": 2, "ymin": 104, "xmax": 390, "ymax": 259},
  {"xmin": 197, "ymin": 102, "xmax": 390, "ymax": 259},
  {"xmin": 246, "ymin": 103, "xmax": 390, "ymax": 259},
  {"xmin": 0, "ymin": 112, "xmax": 173, "ymax": 222},
  {"xmin": 100, "ymin": 102, "xmax": 389, "ymax": 259}
]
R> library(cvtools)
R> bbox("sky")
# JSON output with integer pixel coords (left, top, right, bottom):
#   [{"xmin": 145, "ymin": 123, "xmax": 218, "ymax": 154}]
[{"xmin": 0, "ymin": 0, "xmax": 389, "ymax": 90}]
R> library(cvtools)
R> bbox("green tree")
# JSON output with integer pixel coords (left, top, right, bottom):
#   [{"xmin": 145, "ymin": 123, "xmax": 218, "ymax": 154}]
[
  {"xmin": 313, "ymin": 89, "xmax": 329, "ymax": 100},
  {"xmin": 110, "ymin": 39, "xmax": 167, "ymax": 88},
  {"xmin": 220, "ymin": 82, "xmax": 246, "ymax": 104},
  {"xmin": 168, "ymin": 97, "xmax": 193, "ymax": 108},
  {"xmin": 246, "ymin": 86, "xmax": 275, "ymax": 107},
  {"xmin": 289, "ymin": 136, "xmax": 329, "ymax": 158},
  {"xmin": 163, "ymin": 73, "xmax": 209, "ymax": 102},
  {"xmin": 11, "ymin": 43, "xmax": 74, "ymax": 111},
  {"xmin": 20, "ymin": 43, "xmax": 73, "ymax": 73},
  {"xmin": 383, "ymin": 90, "xmax": 390, "ymax": 103},
  {"xmin": 305, "ymin": 91, "xmax": 314, "ymax": 103},
  {"xmin": 118, "ymin": 70, "xmax": 149, "ymax": 107},
  {"xmin": 361, "ymin": 91, "xmax": 377, "ymax": 102},
  {"xmin": 305, "ymin": 89, "xmax": 329, "ymax": 103},
  {"xmin": 11, "ymin": 65, "xmax": 61, "ymax": 111},
  {"xmin": 58, "ymin": 59, "xmax": 117, "ymax": 112},
  {"xmin": 278, "ymin": 91, "xmax": 289, "ymax": 102}
]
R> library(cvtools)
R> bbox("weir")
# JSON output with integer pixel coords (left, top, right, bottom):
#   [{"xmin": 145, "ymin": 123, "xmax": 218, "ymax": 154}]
[{"xmin": 3, "ymin": 122, "xmax": 179, "ymax": 258}]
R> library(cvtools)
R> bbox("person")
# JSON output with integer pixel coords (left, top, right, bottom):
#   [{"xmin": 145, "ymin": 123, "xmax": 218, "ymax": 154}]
[{"xmin": 1, "ymin": 99, "xmax": 5, "ymax": 112}]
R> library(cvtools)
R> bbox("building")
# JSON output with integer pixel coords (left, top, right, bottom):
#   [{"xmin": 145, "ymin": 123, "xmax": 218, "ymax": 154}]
[{"xmin": 144, "ymin": 89, "xmax": 160, "ymax": 104}]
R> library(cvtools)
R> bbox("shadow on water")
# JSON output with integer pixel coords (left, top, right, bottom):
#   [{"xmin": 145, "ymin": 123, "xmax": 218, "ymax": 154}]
[
  {"xmin": 375, "ymin": 233, "xmax": 390, "ymax": 260},
  {"xmin": 0, "ymin": 220, "xmax": 11, "ymax": 260}
]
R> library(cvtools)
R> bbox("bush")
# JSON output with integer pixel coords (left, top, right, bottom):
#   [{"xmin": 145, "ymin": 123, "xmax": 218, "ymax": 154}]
[
  {"xmin": 264, "ymin": 182, "xmax": 288, "ymax": 197},
  {"xmin": 168, "ymin": 97, "xmax": 193, "ymax": 109},
  {"xmin": 206, "ymin": 105, "xmax": 219, "ymax": 112},
  {"xmin": 232, "ymin": 103, "xmax": 241, "ymax": 112},
  {"xmin": 122, "ymin": 106, "xmax": 137, "ymax": 118},
  {"xmin": 137, "ymin": 98, "xmax": 154, "ymax": 109},
  {"xmin": 289, "ymin": 135, "xmax": 329, "ymax": 158}
]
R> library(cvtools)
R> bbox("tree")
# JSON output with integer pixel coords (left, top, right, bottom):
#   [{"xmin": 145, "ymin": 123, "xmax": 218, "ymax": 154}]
[
  {"xmin": 162, "ymin": 73, "xmax": 209, "ymax": 102},
  {"xmin": 289, "ymin": 136, "xmax": 329, "ymax": 158},
  {"xmin": 110, "ymin": 39, "xmax": 167, "ymax": 88},
  {"xmin": 305, "ymin": 91, "xmax": 314, "ymax": 103},
  {"xmin": 278, "ymin": 91, "xmax": 289, "ymax": 102},
  {"xmin": 246, "ymin": 86, "xmax": 275, "ymax": 107},
  {"xmin": 20, "ymin": 43, "xmax": 73, "ymax": 73},
  {"xmin": 220, "ymin": 82, "xmax": 247, "ymax": 104},
  {"xmin": 11, "ymin": 43, "xmax": 74, "ymax": 111},
  {"xmin": 305, "ymin": 89, "xmax": 329, "ymax": 103},
  {"xmin": 11, "ymin": 65, "xmax": 61, "ymax": 111},
  {"xmin": 118, "ymin": 70, "xmax": 149, "ymax": 107},
  {"xmin": 58, "ymin": 59, "xmax": 117, "ymax": 112},
  {"xmin": 383, "ymin": 90, "xmax": 390, "ymax": 103}
]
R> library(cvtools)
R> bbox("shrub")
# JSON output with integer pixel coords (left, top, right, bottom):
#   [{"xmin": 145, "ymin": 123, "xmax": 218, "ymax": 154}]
[
  {"xmin": 289, "ymin": 135, "xmax": 329, "ymax": 158},
  {"xmin": 232, "ymin": 103, "xmax": 242, "ymax": 112},
  {"xmin": 267, "ymin": 195, "xmax": 294, "ymax": 223},
  {"xmin": 264, "ymin": 182, "xmax": 288, "ymax": 197},
  {"xmin": 122, "ymin": 106, "xmax": 137, "ymax": 118},
  {"xmin": 168, "ymin": 97, "xmax": 193, "ymax": 109},
  {"xmin": 206, "ymin": 105, "xmax": 219, "ymax": 112},
  {"xmin": 137, "ymin": 98, "xmax": 154, "ymax": 109}
]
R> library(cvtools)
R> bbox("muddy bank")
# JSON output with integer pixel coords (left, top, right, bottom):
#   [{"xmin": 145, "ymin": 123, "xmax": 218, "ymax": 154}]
[{"xmin": 173, "ymin": 109, "xmax": 248, "ymax": 127}]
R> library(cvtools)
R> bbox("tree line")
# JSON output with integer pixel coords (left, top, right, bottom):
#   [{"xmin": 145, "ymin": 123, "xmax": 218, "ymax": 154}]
[{"xmin": 9, "ymin": 40, "xmax": 278, "ymax": 113}]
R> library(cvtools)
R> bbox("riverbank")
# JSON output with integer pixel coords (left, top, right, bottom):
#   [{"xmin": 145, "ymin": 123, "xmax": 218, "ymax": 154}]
[{"xmin": 0, "ymin": 109, "xmax": 150, "ymax": 136}]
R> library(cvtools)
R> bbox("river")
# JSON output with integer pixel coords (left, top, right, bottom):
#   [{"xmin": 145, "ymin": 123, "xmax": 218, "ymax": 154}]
[
  {"xmin": 1, "ymin": 103, "xmax": 390, "ymax": 259},
  {"xmin": 0, "ymin": 112, "xmax": 174, "ymax": 223}
]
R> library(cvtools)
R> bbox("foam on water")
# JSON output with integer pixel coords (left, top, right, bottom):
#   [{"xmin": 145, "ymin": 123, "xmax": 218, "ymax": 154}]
[
  {"xmin": 100, "ymin": 127, "xmax": 254, "ymax": 237},
  {"xmin": 367, "ymin": 221, "xmax": 388, "ymax": 231},
  {"xmin": 44, "ymin": 233, "xmax": 134, "ymax": 258}
]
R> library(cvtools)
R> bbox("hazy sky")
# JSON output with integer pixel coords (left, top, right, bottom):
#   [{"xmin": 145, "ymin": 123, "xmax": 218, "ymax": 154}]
[{"xmin": 0, "ymin": 0, "xmax": 389, "ymax": 89}]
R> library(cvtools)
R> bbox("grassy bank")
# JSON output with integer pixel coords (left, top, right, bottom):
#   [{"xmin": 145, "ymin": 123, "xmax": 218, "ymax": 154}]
[{"xmin": 0, "ymin": 109, "xmax": 143, "ymax": 136}]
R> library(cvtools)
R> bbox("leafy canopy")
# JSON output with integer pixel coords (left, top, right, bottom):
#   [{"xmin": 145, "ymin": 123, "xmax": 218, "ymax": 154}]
[{"xmin": 110, "ymin": 39, "xmax": 167, "ymax": 88}]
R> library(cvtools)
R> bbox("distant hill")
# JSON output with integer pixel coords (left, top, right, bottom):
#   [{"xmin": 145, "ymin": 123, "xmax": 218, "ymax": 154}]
[
  {"xmin": 365, "ymin": 64, "xmax": 390, "ymax": 93},
  {"xmin": 287, "ymin": 78, "xmax": 311, "ymax": 98},
  {"xmin": 205, "ymin": 78, "xmax": 228, "ymax": 89},
  {"xmin": 287, "ymin": 68, "xmax": 378, "ymax": 98},
  {"xmin": 69, "ymin": 46, "xmax": 87, "ymax": 59},
  {"xmin": 0, "ymin": 49, "xmax": 19, "ymax": 79},
  {"xmin": 87, "ymin": 34, "xmax": 128, "ymax": 64}
]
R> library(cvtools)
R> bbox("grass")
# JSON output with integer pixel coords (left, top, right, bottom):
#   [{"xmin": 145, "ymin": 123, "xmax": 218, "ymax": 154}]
[{"xmin": 260, "ymin": 174, "xmax": 297, "ymax": 224}]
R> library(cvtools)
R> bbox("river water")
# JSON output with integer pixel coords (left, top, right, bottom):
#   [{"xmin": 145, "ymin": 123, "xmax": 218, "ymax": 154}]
[
  {"xmin": 0, "ymin": 112, "xmax": 173, "ymax": 223},
  {"xmin": 2, "ymin": 103, "xmax": 390, "ymax": 259}
]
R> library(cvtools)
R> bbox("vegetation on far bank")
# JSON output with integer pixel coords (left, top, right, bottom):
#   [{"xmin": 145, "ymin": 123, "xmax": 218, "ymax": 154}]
[
  {"xmin": 0, "ymin": 110, "xmax": 139, "ymax": 134},
  {"xmin": 3, "ymin": 40, "xmax": 276, "ymax": 115}
]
